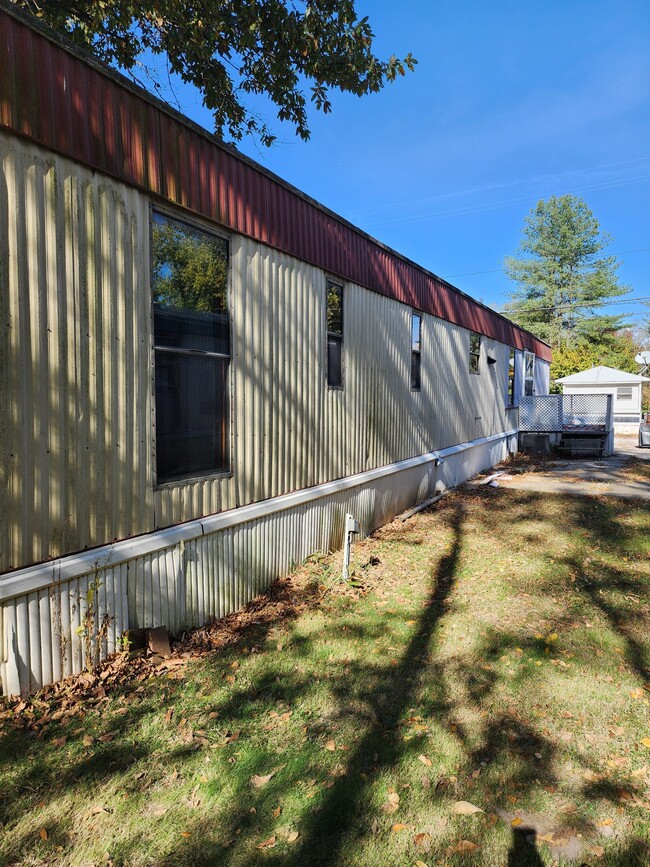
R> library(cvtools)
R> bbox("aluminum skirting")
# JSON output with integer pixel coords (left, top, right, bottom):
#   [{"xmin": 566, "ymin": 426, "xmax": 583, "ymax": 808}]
[{"xmin": 1, "ymin": 430, "xmax": 517, "ymax": 696}]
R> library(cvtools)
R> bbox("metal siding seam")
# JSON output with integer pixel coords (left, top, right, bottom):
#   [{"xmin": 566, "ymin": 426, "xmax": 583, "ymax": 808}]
[
  {"xmin": 54, "ymin": 161, "xmax": 70, "ymax": 559},
  {"xmin": 67, "ymin": 577, "xmax": 78, "ymax": 675},
  {"xmin": 27, "ymin": 592, "xmax": 40, "ymax": 690},
  {"xmin": 39, "ymin": 589, "xmax": 52, "ymax": 687},
  {"xmin": 22, "ymin": 157, "xmax": 37, "ymax": 567}
]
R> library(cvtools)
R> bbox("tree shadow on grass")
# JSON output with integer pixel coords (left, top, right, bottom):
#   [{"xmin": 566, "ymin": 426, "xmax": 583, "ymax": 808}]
[
  {"xmin": 266, "ymin": 502, "xmax": 468, "ymax": 865},
  {"xmin": 565, "ymin": 497, "xmax": 650, "ymax": 684},
  {"xmin": 149, "ymin": 497, "xmax": 567, "ymax": 867},
  {"xmin": 5, "ymin": 491, "xmax": 649, "ymax": 866}
]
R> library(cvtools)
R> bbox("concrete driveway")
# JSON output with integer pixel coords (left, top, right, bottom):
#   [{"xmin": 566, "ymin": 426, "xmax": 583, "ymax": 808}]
[{"xmin": 495, "ymin": 435, "xmax": 650, "ymax": 501}]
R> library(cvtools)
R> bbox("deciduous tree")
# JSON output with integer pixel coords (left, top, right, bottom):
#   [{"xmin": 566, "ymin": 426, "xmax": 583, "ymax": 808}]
[{"xmin": 15, "ymin": 0, "xmax": 416, "ymax": 146}]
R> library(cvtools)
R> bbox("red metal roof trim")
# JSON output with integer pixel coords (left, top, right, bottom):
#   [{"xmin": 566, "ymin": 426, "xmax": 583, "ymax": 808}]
[{"xmin": 0, "ymin": 7, "xmax": 551, "ymax": 361}]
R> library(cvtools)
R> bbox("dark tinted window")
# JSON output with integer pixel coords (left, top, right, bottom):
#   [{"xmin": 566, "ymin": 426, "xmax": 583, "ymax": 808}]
[
  {"xmin": 327, "ymin": 336, "xmax": 343, "ymax": 388},
  {"xmin": 507, "ymin": 348, "xmax": 516, "ymax": 405},
  {"xmin": 411, "ymin": 313, "xmax": 422, "ymax": 390},
  {"xmin": 326, "ymin": 281, "xmax": 344, "ymax": 388},
  {"xmin": 152, "ymin": 213, "xmax": 230, "ymax": 482},
  {"xmin": 469, "ymin": 332, "xmax": 481, "ymax": 374}
]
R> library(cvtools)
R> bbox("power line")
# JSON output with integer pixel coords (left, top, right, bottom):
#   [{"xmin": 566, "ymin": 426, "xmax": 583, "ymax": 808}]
[
  {"xmin": 444, "ymin": 247, "xmax": 650, "ymax": 279},
  {"xmin": 498, "ymin": 295, "xmax": 650, "ymax": 315}
]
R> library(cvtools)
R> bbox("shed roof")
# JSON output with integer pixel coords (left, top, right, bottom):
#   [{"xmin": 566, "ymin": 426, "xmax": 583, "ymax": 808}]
[
  {"xmin": 0, "ymin": 5, "xmax": 551, "ymax": 361},
  {"xmin": 556, "ymin": 365, "xmax": 650, "ymax": 384}
]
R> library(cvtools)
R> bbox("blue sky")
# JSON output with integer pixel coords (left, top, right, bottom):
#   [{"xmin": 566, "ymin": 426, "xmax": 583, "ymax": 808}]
[{"xmin": 147, "ymin": 1, "xmax": 650, "ymax": 331}]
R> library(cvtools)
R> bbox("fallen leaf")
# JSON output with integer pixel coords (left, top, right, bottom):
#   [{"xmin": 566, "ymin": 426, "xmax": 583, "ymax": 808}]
[
  {"xmin": 257, "ymin": 836, "xmax": 276, "ymax": 849},
  {"xmin": 39, "ymin": 828, "xmax": 48, "ymax": 841},
  {"xmin": 251, "ymin": 772, "xmax": 275, "ymax": 789},
  {"xmin": 630, "ymin": 688, "xmax": 644, "ymax": 699},
  {"xmin": 52, "ymin": 736, "xmax": 67, "ymax": 747},
  {"xmin": 98, "ymin": 732, "xmax": 115, "ymax": 743},
  {"xmin": 511, "ymin": 817, "xmax": 523, "ymax": 827},
  {"xmin": 391, "ymin": 823, "xmax": 408, "ymax": 832},
  {"xmin": 272, "ymin": 805, "xmax": 282, "ymax": 818},
  {"xmin": 452, "ymin": 840, "xmax": 480, "ymax": 853},
  {"xmin": 180, "ymin": 832, "xmax": 191, "ymax": 838},
  {"xmin": 250, "ymin": 765, "xmax": 285, "ymax": 788},
  {"xmin": 325, "ymin": 740, "xmax": 336, "ymax": 752},
  {"xmin": 381, "ymin": 792, "xmax": 400, "ymax": 814},
  {"xmin": 287, "ymin": 831, "xmax": 299, "ymax": 843},
  {"xmin": 414, "ymin": 832, "xmax": 432, "ymax": 848},
  {"xmin": 418, "ymin": 755, "xmax": 432, "ymax": 767},
  {"xmin": 640, "ymin": 738, "xmax": 650, "ymax": 748},
  {"xmin": 453, "ymin": 801, "xmax": 484, "ymax": 815},
  {"xmin": 89, "ymin": 806, "xmax": 110, "ymax": 816},
  {"xmin": 82, "ymin": 735, "xmax": 95, "ymax": 747},
  {"xmin": 415, "ymin": 862, "xmax": 428, "ymax": 867},
  {"xmin": 592, "ymin": 845, "xmax": 605, "ymax": 857}
]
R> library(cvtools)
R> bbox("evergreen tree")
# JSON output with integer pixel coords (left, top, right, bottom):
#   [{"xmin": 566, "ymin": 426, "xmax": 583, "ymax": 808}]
[{"xmin": 503, "ymin": 195, "xmax": 629, "ymax": 348}]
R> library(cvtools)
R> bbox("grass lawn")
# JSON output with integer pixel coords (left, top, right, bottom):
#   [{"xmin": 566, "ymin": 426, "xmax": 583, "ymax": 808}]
[{"xmin": 1, "ymin": 485, "xmax": 650, "ymax": 866}]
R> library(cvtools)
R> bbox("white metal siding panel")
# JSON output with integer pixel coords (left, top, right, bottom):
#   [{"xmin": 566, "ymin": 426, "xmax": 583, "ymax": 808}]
[
  {"xmin": 1, "ymin": 565, "xmax": 128, "ymax": 696},
  {"xmin": 1, "ymin": 132, "xmax": 153, "ymax": 572}
]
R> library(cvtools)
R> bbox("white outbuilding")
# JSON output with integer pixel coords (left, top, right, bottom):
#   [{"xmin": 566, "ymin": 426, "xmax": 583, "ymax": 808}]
[{"xmin": 555, "ymin": 366, "xmax": 649, "ymax": 433}]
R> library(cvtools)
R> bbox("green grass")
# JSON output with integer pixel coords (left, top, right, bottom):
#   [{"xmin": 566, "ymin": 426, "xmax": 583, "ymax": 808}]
[{"xmin": 1, "ymin": 488, "xmax": 650, "ymax": 866}]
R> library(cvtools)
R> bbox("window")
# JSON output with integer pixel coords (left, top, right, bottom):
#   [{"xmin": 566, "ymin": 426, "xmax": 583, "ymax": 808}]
[
  {"xmin": 326, "ymin": 281, "xmax": 343, "ymax": 388},
  {"xmin": 152, "ymin": 211, "xmax": 230, "ymax": 483},
  {"xmin": 617, "ymin": 386, "xmax": 633, "ymax": 401},
  {"xmin": 411, "ymin": 312, "xmax": 422, "ymax": 391},
  {"xmin": 524, "ymin": 351, "xmax": 535, "ymax": 396},
  {"xmin": 469, "ymin": 332, "xmax": 481, "ymax": 374},
  {"xmin": 507, "ymin": 347, "xmax": 516, "ymax": 405}
]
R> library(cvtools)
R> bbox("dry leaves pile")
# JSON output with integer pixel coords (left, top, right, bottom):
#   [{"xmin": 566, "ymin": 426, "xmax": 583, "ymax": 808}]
[{"xmin": 0, "ymin": 576, "xmax": 316, "ymax": 732}]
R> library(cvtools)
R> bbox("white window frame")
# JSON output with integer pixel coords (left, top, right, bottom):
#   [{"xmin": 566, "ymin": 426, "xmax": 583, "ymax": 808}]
[{"xmin": 524, "ymin": 351, "xmax": 535, "ymax": 396}]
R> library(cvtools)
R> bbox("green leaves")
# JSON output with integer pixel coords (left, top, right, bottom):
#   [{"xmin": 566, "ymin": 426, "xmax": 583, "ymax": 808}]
[
  {"xmin": 503, "ymin": 195, "xmax": 630, "ymax": 349},
  {"xmin": 24, "ymin": 0, "xmax": 417, "ymax": 146}
]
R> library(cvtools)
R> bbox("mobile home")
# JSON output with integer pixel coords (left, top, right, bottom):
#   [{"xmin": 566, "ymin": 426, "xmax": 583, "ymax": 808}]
[{"xmin": 0, "ymin": 7, "xmax": 551, "ymax": 695}]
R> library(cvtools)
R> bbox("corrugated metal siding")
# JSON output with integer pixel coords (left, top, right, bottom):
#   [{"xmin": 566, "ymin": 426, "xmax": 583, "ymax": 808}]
[
  {"xmin": 1, "ymin": 131, "xmax": 154, "ymax": 572},
  {"xmin": 1, "ymin": 565, "xmax": 128, "ymax": 695},
  {"xmin": 0, "ymin": 7, "xmax": 550, "ymax": 362},
  {"xmin": 155, "ymin": 236, "xmax": 517, "ymax": 527},
  {"xmin": 2, "ymin": 137, "xmax": 527, "ymax": 561},
  {"xmin": 1, "ymin": 432, "xmax": 516, "ymax": 696}
]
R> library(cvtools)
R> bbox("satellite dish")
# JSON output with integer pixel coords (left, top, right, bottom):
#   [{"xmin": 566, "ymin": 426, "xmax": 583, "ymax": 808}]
[{"xmin": 636, "ymin": 351, "xmax": 650, "ymax": 365}]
